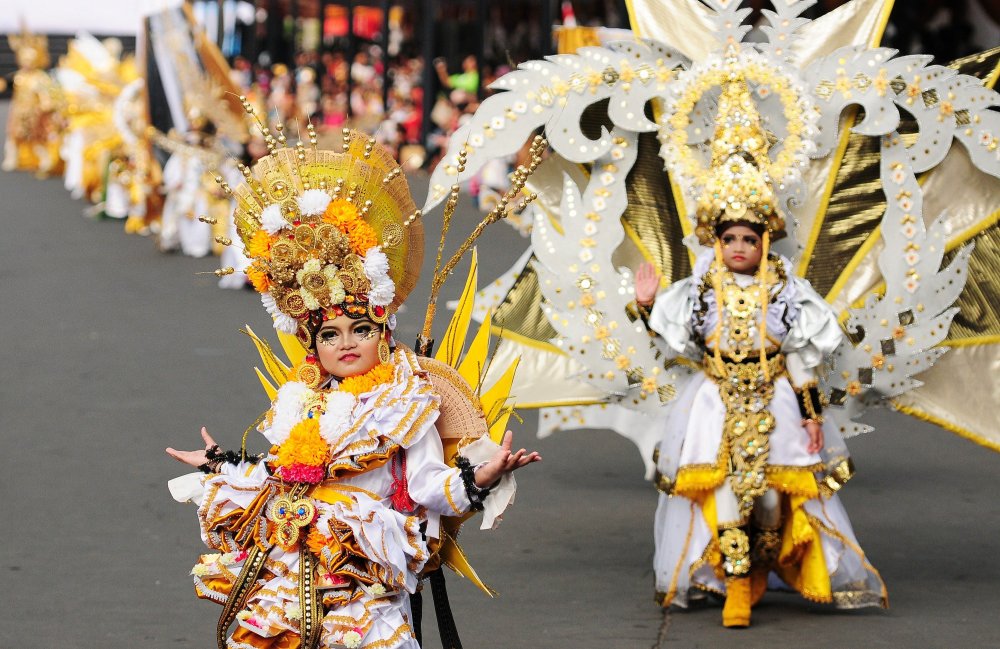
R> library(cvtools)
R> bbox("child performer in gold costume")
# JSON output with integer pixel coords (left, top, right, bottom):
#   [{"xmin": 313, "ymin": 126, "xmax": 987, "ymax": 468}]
[
  {"xmin": 634, "ymin": 77, "xmax": 885, "ymax": 628},
  {"xmin": 3, "ymin": 27, "xmax": 63, "ymax": 175}
]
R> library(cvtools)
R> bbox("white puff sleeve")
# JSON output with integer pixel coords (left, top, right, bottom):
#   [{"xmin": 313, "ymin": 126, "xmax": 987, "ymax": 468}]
[
  {"xmin": 781, "ymin": 277, "xmax": 844, "ymax": 387},
  {"xmin": 647, "ymin": 277, "xmax": 699, "ymax": 358}
]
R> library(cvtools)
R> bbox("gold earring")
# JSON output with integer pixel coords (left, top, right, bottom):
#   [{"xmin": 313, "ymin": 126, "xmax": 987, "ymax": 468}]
[{"xmin": 378, "ymin": 338, "xmax": 390, "ymax": 364}]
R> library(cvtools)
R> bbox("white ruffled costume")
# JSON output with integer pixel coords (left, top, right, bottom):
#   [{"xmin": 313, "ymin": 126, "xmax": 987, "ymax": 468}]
[
  {"xmin": 647, "ymin": 252, "xmax": 886, "ymax": 609},
  {"xmin": 172, "ymin": 348, "xmax": 512, "ymax": 648}
]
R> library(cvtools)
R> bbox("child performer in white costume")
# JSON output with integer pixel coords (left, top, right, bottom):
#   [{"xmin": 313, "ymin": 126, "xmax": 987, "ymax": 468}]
[
  {"xmin": 633, "ymin": 77, "xmax": 885, "ymax": 628},
  {"xmin": 167, "ymin": 127, "xmax": 540, "ymax": 648}
]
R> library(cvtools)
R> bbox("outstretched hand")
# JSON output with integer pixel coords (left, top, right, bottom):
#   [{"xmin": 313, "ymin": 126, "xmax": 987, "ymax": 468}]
[
  {"xmin": 635, "ymin": 262, "xmax": 661, "ymax": 306},
  {"xmin": 474, "ymin": 430, "xmax": 541, "ymax": 488},
  {"xmin": 165, "ymin": 427, "xmax": 218, "ymax": 469}
]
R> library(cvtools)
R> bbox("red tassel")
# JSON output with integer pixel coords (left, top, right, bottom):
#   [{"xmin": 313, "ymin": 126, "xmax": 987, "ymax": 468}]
[{"xmin": 390, "ymin": 450, "xmax": 416, "ymax": 512}]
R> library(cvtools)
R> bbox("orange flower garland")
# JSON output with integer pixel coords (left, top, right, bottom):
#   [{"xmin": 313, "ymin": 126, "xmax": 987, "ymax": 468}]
[
  {"xmin": 274, "ymin": 419, "xmax": 331, "ymax": 468},
  {"xmin": 338, "ymin": 362, "xmax": 396, "ymax": 396},
  {"xmin": 247, "ymin": 229, "xmax": 273, "ymax": 259},
  {"xmin": 269, "ymin": 361, "xmax": 396, "ymax": 484}
]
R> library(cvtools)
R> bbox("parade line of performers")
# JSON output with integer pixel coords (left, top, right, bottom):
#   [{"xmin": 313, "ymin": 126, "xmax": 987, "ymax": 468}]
[
  {"xmin": 4, "ymin": 27, "xmax": 255, "ymax": 287},
  {"xmin": 8, "ymin": 1, "xmax": 1000, "ymax": 646}
]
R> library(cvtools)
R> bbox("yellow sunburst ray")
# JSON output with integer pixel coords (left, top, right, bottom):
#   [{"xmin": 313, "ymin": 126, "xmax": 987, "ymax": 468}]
[
  {"xmin": 481, "ymin": 358, "xmax": 521, "ymax": 443},
  {"xmin": 435, "ymin": 249, "xmax": 478, "ymax": 367},
  {"xmin": 277, "ymin": 330, "xmax": 307, "ymax": 368},
  {"xmin": 254, "ymin": 368, "xmax": 279, "ymax": 401},
  {"xmin": 437, "ymin": 531, "xmax": 497, "ymax": 597},
  {"xmin": 457, "ymin": 310, "xmax": 493, "ymax": 389},
  {"xmin": 243, "ymin": 325, "xmax": 292, "ymax": 391}
]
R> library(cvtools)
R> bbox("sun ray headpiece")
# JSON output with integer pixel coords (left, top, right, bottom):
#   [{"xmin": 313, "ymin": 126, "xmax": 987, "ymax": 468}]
[
  {"xmin": 217, "ymin": 108, "xmax": 424, "ymax": 349},
  {"xmin": 662, "ymin": 43, "xmax": 818, "ymax": 246}
]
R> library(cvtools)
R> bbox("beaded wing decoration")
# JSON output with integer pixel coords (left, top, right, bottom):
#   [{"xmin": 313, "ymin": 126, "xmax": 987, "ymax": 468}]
[{"xmin": 426, "ymin": 0, "xmax": 1000, "ymax": 473}]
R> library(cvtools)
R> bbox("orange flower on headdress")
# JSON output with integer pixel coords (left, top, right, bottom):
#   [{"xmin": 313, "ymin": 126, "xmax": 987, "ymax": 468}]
[
  {"xmin": 247, "ymin": 229, "xmax": 273, "ymax": 260},
  {"xmin": 323, "ymin": 199, "xmax": 361, "ymax": 231},
  {"xmin": 347, "ymin": 221, "xmax": 378, "ymax": 255},
  {"xmin": 246, "ymin": 263, "xmax": 271, "ymax": 293}
]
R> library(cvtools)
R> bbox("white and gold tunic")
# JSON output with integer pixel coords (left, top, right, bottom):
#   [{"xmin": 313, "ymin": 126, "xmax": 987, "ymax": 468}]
[
  {"xmin": 647, "ymin": 251, "xmax": 886, "ymax": 610},
  {"xmin": 176, "ymin": 349, "xmax": 509, "ymax": 649}
]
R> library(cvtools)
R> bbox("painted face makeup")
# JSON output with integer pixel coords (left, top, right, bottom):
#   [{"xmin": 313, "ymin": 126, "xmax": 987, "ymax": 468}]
[
  {"xmin": 315, "ymin": 316, "xmax": 383, "ymax": 378},
  {"xmin": 719, "ymin": 225, "xmax": 763, "ymax": 274}
]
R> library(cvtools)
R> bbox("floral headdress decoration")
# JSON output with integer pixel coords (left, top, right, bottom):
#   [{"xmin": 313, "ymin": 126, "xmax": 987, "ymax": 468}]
[
  {"xmin": 694, "ymin": 75, "xmax": 785, "ymax": 245},
  {"xmin": 215, "ymin": 116, "xmax": 423, "ymax": 352},
  {"xmin": 662, "ymin": 44, "xmax": 819, "ymax": 247}
]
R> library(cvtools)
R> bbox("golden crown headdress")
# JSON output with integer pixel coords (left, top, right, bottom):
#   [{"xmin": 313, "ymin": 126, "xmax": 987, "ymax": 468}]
[
  {"xmin": 693, "ymin": 75, "xmax": 784, "ymax": 245},
  {"xmin": 215, "ymin": 110, "xmax": 423, "ymax": 349},
  {"xmin": 662, "ymin": 44, "xmax": 820, "ymax": 246}
]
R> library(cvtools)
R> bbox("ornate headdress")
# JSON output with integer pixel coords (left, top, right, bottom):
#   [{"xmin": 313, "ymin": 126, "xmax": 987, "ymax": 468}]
[
  {"xmin": 219, "ymin": 116, "xmax": 423, "ymax": 350},
  {"xmin": 8, "ymin": 23, "xmax": 50, "ymax": 71},
  {"xmin": 662, "ymin": 44, "xmax": 818, "ymax": 246},
  {"xmin": 694, "ymin": 76, "xmax": 783, "ymax": 244}
]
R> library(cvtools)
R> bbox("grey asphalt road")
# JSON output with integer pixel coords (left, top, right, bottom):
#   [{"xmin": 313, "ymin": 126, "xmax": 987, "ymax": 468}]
[{"xmin": 2, "ymin": 100, "xmax": 998, "ymax": 649}]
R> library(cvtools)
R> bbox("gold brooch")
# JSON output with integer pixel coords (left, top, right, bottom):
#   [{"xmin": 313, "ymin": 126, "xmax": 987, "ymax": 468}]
[{"xmin": 268, "ymin": 496, "xmax": 316, "ymax": 550}]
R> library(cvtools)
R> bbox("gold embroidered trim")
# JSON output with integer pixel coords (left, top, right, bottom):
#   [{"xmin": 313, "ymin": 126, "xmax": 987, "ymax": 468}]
[{"xmin": 443, "ymin": 473, "xmax": 462, "ymax": 515}]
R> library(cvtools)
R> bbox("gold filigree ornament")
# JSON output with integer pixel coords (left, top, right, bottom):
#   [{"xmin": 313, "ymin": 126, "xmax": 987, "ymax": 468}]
[
  {"xmin": 268, "ymin": 496, "xmax": 316, "ymax": 551},
  {"xmin": 659, "ymin": 44, "xmax": 818, "ymax": 245},
  {"xmin": 720, "ymin": 528, "xmax": 751, "ymax": 576},
  {"xmin": 222, "ymin": 111, "xmax": 424, "ymax": 346},
  {"xmin": 707, "ymin": 351, "xmax": 783, "ymax": 518}
]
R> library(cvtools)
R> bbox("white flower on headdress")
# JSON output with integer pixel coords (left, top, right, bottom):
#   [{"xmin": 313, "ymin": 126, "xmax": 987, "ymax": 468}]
[
  {"xmin": 363, "ymin": 247, "xmax": 396, "ymax": 307},
  {"xmin": 322, "ymin": 265, "xmax": 347, "ymax": 304},
  {"xmin": 296, "ymin": 258, "xmax": 323, "ymax": 284},
  {"xmin": 368, "ymin": 276, "xmax": 395, "ymax": 307},
  {"xmin": 297, "ymin": 189, "xmax": 332, "ymax": 216},
  {"xmin": 261, "ymin": 203, "xmax": 289, "ymax": 234},
  {"xmin": 300, "ymin": 288, "xmax": 321, "ymax": 312},
  {"xmin": 319, "ymin": 392, "xmax": 357, "ymax": 446},
  {"xmin": 363, "ymin": 246, "xmax": 390, "ymax": 277},
  {"xmin": 261, "ymin": 292, "xmax": 298, "ymax": 334}
]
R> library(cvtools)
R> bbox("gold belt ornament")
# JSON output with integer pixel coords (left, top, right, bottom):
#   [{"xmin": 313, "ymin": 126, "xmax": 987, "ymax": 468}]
[{"xmin": 704, "ymin": 352, "xmax": 785, "ymax": 519}]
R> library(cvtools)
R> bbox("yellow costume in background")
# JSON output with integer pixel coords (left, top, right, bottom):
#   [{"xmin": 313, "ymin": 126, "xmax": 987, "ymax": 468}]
[
  {"xmin": 54, "ymin": 33, "xmax": 138, "ymax": 203},
  {"xmin": 3, "ymin": 29, "xmax": 63, "ymax": 175}
]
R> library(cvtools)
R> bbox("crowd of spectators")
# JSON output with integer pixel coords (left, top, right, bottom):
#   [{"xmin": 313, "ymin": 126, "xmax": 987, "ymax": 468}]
[
  {"xmin": 227, "ymin": 44, "xmax": 511, "ymax": 171},
  {"xmin": 222, "ymin": 0, "xmax": 999, "ymax": 170}
]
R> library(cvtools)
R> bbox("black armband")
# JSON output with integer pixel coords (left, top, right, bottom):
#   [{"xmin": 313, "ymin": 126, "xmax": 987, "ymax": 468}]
[
  {"xmin": 794, "ymin": 384, "xmax": 824, "ymax": 424},
  {"xmin": 199, "ymin": 445, "xmax": 265, "ymax": 474},
  {"xmin": 455, "ymin": 456, "xmax": 492, "ymax": 511}
]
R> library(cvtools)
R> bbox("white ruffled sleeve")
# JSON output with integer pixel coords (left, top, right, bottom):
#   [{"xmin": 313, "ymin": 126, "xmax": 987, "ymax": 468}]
[
  {"xmin": 403, "ymin": 429, "xmax": 473, "ymax": 539},
  {"xmin": 647, "ymin": 277, "xmax": 698, "ymax": 358},
  {"xmin": 194, "ymin": 461, "xmax": 272, "ymax": 551},
  {"xmin": 781, "ymin": 276, "xmax": 844, "ymax": 387},
  {"xmin": 406, "ymin": 429, "xmax": 516, "ymax": 535}
]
